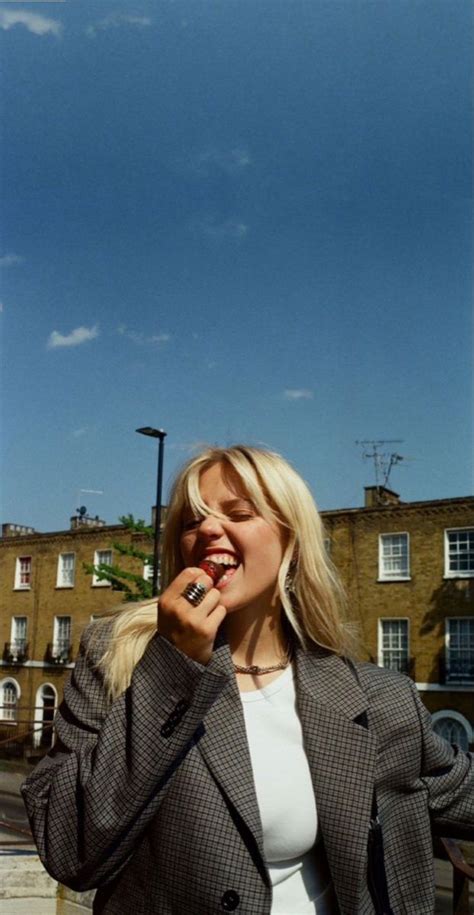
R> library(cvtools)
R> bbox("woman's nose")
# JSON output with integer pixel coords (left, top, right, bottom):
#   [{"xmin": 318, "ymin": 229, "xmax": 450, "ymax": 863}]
[{"xmin": 197, "ymin": 514, "xmax": 225, "ymax": 537}]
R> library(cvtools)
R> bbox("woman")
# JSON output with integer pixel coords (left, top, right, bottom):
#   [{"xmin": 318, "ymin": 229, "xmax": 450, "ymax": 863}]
[{"xmin": 22, "ymin": 445, "xmax": 473, "ymax": 915}]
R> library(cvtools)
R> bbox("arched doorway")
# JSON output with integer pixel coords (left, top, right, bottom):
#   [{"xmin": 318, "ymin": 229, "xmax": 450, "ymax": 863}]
[{"xmin": 34, "ymin": 684, "xmax": 58, "ymax": 749}]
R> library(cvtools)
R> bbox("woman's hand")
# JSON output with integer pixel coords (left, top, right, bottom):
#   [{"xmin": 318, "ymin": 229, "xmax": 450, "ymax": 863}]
[{"xmin": 157, "ymin": 568, "xmax": 227, "ymax": 665}]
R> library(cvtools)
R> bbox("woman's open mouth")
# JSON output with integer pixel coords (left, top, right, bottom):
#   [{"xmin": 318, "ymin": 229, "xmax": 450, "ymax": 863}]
[{"xmin": 200, "ymin": 552, "xmax": 241, "ymax": 589}]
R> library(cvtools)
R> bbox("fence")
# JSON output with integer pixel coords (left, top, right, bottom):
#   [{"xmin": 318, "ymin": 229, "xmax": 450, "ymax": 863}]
[{"xmin": 0, "ymin": 706, "xmax": 55, "ymax": 759}]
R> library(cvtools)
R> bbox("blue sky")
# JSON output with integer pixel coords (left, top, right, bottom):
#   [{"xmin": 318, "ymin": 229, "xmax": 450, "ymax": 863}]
[{"xmin": 1, "ymin": 0, "xmax": 472, "ymax": 531}]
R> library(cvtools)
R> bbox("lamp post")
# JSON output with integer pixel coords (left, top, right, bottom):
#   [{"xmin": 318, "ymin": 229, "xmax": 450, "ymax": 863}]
[{"xmin": 136, "ymin": 427, "xmax": 167, "ymax": 597}]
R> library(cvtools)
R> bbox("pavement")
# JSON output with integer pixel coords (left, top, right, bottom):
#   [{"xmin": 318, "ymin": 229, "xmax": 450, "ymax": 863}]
[{"xmin": 0, "ymin": 769, "xmax": 26, "ymax": 797}]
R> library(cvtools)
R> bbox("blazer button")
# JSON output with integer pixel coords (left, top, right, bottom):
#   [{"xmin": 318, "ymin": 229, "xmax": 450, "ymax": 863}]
[
  {"xmin": 160, "ymin": 722, "xmax": 174, "ymax": 738},
  {"xmin": 174, "ymin": 699, "xmax": 189, "ymax": 716},
  {"xmin": 221, "ymin": 890, "xmax": 240, "ymax": 910}
]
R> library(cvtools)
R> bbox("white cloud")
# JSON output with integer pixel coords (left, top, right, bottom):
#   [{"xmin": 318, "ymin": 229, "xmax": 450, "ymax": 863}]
[
  {"xmin": 0, "ymin": 9, "xmax": 62, "ymax": 37},
  {"xmin": 192, "ymin": 146, "xmax": 252, "ymax": 176},
  {"xmin": 199, "ymin": 218, "xmax": 248, "ymax": 240},
  {"xmin": 47, "ymin": 325, "xmax": 99, "ymax": 349},
  {"xmin": 86, "ymin": 13, "xmax": 152, "ymax": 38},
  {"xmin": 169, "ymin": 441, "xmax": 210, "ymax": 454},
  {"xmin": 283, "ymin": 389, "xmax": 314, "ymax": 401},
  {"xmin": 0, "ymin": 253, "xmax": 24, "ymax": 268},
  {"xmin": 72, "ymin": 427, "xmax": 88, "ymax": 439},
  {"xmin": 117, "ymin": 325, "xmax": 170, "ymax": 345}
]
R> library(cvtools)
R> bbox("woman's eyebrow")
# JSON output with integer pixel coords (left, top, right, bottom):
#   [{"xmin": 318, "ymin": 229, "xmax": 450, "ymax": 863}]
[{"xmin": 221, "ymin": 498, "xmax": 253, "ymax": 509}]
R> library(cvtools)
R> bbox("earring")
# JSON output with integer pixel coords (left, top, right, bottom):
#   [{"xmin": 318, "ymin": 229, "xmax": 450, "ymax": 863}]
[{"xmin": 284, "ymin": 557, "xmax": 297, "ymax": 595}]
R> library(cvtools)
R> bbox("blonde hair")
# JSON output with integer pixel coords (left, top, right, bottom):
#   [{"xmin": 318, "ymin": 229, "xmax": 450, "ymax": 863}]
[{"xmin": 93, "ymin": 445, "xmax": 355, "ymax": 699}]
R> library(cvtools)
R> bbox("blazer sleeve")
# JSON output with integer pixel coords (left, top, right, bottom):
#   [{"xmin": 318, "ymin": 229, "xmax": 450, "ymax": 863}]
[
  {"xmin": 409, "ymin": 680, "xmax": 474, "ymax": 840},
  {"xmin": 21, "ymin": 623, "xmax": 230, "ymax": 891}
]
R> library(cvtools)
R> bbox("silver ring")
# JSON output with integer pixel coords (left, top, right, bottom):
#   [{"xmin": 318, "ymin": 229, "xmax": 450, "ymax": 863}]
[{"xmin": 181, "ymin": 581, "xmax": 207, "ymax": 607}]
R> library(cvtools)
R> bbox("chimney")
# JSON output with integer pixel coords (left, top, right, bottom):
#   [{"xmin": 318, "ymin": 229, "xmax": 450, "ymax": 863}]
[
  {"xmin": 70, "ymin": 514, "xmax": 106, "ymax": 530},
  {"xmin": 2, "ymin": 523, "xmax": 36, "ymax": 538},
  {"xmin": 364, "ymin": 486, "xmax": 401, "ymax": 508}
]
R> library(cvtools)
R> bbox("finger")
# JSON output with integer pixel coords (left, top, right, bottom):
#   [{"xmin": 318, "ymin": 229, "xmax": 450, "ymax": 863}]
[
  {"xmin": 178, "ymin": 572, "xmax": 215, "ymax": 610},
  {"xmin": 166, "ymin": 567, "xmax": 212, "ymax": 599},
  {"xmin": 201, "ymin": 603, "xmax": 227, "ymax": 631}
]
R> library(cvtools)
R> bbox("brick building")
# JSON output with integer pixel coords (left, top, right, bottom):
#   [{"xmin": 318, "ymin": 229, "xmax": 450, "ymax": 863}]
[
  {"xmin": 0, "ymin": 513, "xmax": 154, "ymax": 755},
  {"xmin": 322, "ymin": 486, "xmax": 474, "ymax": 749},
  {"xmin": 1, "ymin": 488, "xmax": 473, "ymax": 756}
]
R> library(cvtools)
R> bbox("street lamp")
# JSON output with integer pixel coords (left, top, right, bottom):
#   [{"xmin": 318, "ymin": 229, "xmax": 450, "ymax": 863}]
[{"xmin": 136, "ymin": 427, "xmax": 167, "ymax": 597}]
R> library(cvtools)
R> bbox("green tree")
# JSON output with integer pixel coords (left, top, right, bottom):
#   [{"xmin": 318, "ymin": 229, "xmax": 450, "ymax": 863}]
[{"xmin": 83, "ymin": 514, "xmax": 154, "ymax": 601}]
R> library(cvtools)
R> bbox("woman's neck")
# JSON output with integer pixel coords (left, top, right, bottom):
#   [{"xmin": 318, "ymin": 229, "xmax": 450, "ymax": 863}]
[{"xmin": 223, "ymin": 603, "xmax": 289, "ymax": 668}]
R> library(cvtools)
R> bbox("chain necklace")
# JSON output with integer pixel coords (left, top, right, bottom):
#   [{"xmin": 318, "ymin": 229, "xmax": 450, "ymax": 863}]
[{"xmin": 233, "ymin": 645, "xmax": 293, "ymax": 675}]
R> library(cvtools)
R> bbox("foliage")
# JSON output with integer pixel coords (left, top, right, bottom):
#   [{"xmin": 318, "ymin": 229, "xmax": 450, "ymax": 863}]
[{"xmin": 83, "ymin": 514, "xmax": 155, "ymax": 602}]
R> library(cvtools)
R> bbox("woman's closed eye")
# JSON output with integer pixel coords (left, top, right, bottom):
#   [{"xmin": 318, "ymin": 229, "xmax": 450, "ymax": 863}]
[
  {"xmin": 182, "ymin": 517, "xmax": 203, "ymax": 530},
  {"xmin": 182, "ymin": 510, "xmax": 256, "ymax": 529}
]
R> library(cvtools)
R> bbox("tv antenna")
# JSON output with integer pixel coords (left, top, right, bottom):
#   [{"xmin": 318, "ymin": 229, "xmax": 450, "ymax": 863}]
[
  {"xmin": 75, "ymin": 488, "xmax": 104, "ymax": 516},
  {"xmin": 355, "ymin": 440, "xmax": 406, "ymax": 489}
]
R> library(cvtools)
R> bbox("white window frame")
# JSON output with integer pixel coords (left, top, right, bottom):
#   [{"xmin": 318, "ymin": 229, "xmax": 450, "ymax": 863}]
[
  {"xmin": 378, "ymin": 532, "xmax": 410, "ymax": 581},
  {"xmin": 56, "ymin": 552, "xmax": 76, "ymax": 588},
  {"xmin": 378, "ymin": 618, "xmax": 410, "ymax": 673},
  {"xmin": 0, "ymin": 678, "xmax": 20, "ymax": 724},
  {"xmin": 14, "ymin": 556, "xmax": 32, "ymax": 590},
  {"xmin": 53, "ymin": 616, "xmax": 72, "ymax": 660},
  {"xmin": 143, "ymin": 561, "xmax": 154, "ymax": 583},
  {"xmin": 445, "ymin": 617, "xmax": 474, "ymax": 684},
  {"xmin": 444, "ymin": 528, "xmax": 474, "ymax": 579},
  {"xmin": 92, "ymin": 549, "xmax": 113, "ymax": 586},
  {"xmin": 10, "ymin": 616, "xmax": 28, "ymax": 655}
]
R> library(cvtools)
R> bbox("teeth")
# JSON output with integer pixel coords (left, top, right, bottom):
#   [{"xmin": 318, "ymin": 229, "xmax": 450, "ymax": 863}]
[{"xmin": 204, "ymin": 553, "xmax": 239, "ymax": 567}]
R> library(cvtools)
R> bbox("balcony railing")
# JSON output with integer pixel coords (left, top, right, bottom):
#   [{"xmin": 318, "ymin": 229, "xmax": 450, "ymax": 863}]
[
  {"xmin": 46, "ymin": 641, "xmax": 72, "ymax": 665},
  {"xmin": 440, "ymin": 657, "xmax": 474, "ymax": 685},
  {"xmin": 3, "ymin": 641, "xmax": 28, "ymax": 664}
]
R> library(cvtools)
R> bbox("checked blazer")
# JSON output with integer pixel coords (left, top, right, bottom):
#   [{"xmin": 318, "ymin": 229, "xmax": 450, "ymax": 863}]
[{"xmin": 22, "ymin": 621, "xmax": 474, "ymax": 915}]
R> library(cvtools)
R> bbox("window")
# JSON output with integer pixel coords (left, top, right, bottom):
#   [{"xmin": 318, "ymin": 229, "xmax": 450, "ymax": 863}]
[
  {"xmin": 143, "ymin": 562, "xmax": 153, "ymax": 582},
  {"xmin": 446, "ymin": 618, "xmax": 474, "ymax": 683},
  {"xmin": 57, "ymin": 552, "xmax": 75, "ymax": 587},
  {"xmin": 378, "ymin": 619, "xmax": 409, "ymax": 674},
  {"xmin": 143, "ymin": 562, "xmax": 154, "ymax": 582},
  {"xmin": 445, "ymin": 529, "xmax": 474, "ymax": 578},
  {"xmin": 378, "ymin": 533, "xmax": 409, "ymax": 580},
  {"xmin": 53, "ymin": 616, "xmax": 72, "ymax": 661},
  {"xmin": 10, "ymin": 617, "xmax": 27, "ymax": 658},
  {"xmin": 432, "ymin": 711, "xmax": 472, "ymax": 752},
  {"xmin": 14, "ymin": 556, "xmax": 32, "ymax": 589},
  {"xmin": 92, "ymin": 549, "xmax": 113, "ymax": 586},
  {"xmin": 0, "ymin": 679, "xmax": 20, "ymax": 722}
]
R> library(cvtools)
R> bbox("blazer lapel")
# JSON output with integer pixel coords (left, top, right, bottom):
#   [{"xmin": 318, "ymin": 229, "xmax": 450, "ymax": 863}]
[
  {"xmin": 295, "ymin": 646, "xmax": 377, "ymax": 914},
  {"xmin": 197, "ymin": 633, "xmax": 267, "ymax": 870},
  {"xmin": 197, "ymin": 632, "xmax": 376, "ymax": 913}
]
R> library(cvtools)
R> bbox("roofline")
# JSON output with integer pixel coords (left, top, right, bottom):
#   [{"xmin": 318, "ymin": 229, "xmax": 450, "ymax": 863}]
[
  {"xmin": 2, "ymin": 495, "xmax": 473, "ymax": 541},
  {"xmin": 0, "ymin": 523, "xmax": 129, "ymax": 544},
  {"xmin": 321, "ymin": 495, "xmax": 474, "ymax": 517}
]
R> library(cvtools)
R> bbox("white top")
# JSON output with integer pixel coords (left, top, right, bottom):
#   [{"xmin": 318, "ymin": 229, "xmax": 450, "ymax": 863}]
[{"xmin": 240, "ymin": 665, "xmax": 337, "ymax": 914}]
